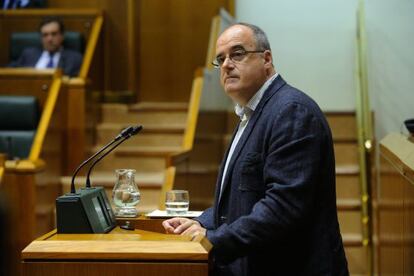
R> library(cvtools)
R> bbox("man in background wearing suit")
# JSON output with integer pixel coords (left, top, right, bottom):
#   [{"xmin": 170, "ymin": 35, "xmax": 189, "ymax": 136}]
[
  {"xmin": 163, "ymin": 23, "xmax": 349, "ymax": 275},
  {"xmin": 1, "ymin": 0, "xmax": 46, "ymax": 9},
  {"xmin": 9, "ymin": 17, "xmax": 82, "ymax": 77}
]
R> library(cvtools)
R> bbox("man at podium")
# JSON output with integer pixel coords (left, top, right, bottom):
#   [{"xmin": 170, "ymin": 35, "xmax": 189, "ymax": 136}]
[{"xmin": 163, "ymin": 23, "xmax": 349, "ymax": 275}]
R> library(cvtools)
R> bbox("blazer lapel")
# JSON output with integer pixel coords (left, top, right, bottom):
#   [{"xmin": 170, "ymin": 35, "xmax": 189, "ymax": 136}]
[
  {"xmin": 29, "ymin": 49, "xmax": 43, "ymax": 67},
  {"xmin": 214, "ymin": 121, "xmax": 240, "ymax": 206},
  {"xmin": 218, "ymin": 109, "xmax": 262, "ymax": 205},
  {"xmin": 218, "ymin": 75, "xmax": 286, "ymax": 204},
  {"xmin": 58, "ymin": 50, "xmax": 65, "ymax": 69}
]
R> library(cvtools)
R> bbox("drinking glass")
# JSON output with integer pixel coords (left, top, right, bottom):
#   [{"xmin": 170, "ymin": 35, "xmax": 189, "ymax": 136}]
[
  {"xmin": 112, "ymin": 169, "xmax": 140, "ymax": 217},
  {"xmin": 165, "ymin": 190, "xmax": 189, "ymax": 215}
]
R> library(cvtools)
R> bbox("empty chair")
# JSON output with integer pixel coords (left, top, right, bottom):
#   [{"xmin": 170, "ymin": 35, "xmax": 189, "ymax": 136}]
[{"xmin": 0, "ymin": 96, "xmax": 39, "ymax": 159}]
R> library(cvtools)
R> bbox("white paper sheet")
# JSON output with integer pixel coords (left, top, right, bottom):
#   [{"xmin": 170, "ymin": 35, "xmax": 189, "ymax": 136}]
[{"xmin": 145, "ymin": 209, "xmax": 203, "ymax": 218}]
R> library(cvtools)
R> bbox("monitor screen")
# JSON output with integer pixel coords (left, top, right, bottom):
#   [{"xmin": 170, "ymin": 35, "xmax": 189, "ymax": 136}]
[{"xmin": 92, "ymin": 196, "xmax": 109, "ymax": 228}]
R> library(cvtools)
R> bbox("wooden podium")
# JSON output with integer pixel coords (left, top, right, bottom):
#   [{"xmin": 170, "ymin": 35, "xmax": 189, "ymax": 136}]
[{"xmin": 21, "ymin": 219, "xmax": 212, "ymax": 276}]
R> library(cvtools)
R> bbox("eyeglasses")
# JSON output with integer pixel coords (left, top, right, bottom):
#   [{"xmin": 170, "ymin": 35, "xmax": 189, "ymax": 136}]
[{"xmin": 212, "ymin": 49, "xmax": 265, "ymax": 68}]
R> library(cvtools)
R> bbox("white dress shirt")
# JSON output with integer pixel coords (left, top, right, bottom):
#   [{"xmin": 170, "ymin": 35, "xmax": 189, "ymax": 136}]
[
  {"xmin": 219, "ymin": 73, "xmax": 278, "ymax": 199},
  {"xmin": 35, "ymin": 51, "xmax": 61, "ymax": 69}
]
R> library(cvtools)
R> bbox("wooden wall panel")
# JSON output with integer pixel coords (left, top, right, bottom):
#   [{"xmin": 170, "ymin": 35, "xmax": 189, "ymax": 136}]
[
  {"xmin": 47, "ymin": 0, "xmax": 130, "ymax": 91},
  {"xmin": 138, "ymin": 0, "xmax": 232, "ymax": 102},
  {"xmin": 47, "ymin": 0, "xmax": 100, "ymax": 8},
  {"xmin": 101, "ymin": 0, "xmax": 129, "ymax": 91},
  {"xmin": 377, "ymin": 134, "xmax": 414, "ymax": 275}
]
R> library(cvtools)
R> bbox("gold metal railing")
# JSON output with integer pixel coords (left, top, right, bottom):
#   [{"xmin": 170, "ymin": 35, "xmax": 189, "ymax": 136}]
[
  {"xmin": 205, "ymin": 15, "xmax": 221, "ymax": 70},
  {"xmin": 0, "ymin": 163, "xmax": 4, "ymax": 184},
  {"xmin": 78, "ymin": 14, "xmax": 103, "ymax": 79},
  {"xmin": 355, "ymin": 0, "xmax": 374, "ymax": 274},
  {"xmin": 182, "ymin": 69, "xmax": 204, "ymax": 151},
  {"xmin": 29, "ymin": 74, "xmax": 62, "ymax": 161},
  {"xmin": 167, "ymin": 69, "xmax": 203, "ymax": 167},
  {"xmin": 205, "ymin": 8, "xmax": 235, "ymax": 69}
]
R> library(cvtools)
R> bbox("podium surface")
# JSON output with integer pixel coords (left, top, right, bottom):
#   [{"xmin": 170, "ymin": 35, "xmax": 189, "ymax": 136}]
[{"xmin": 22, "ymin": 225, "xmax": 211, "ymax": 276}]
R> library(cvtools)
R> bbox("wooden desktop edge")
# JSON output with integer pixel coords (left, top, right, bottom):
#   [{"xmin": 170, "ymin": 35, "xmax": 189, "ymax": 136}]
[{"xmin": 22, "ymin": 216, "xmax": 212, "ymax": 261}]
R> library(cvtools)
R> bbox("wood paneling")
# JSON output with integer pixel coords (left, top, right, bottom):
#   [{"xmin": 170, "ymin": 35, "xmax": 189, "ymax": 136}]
[
  {"xmin": 47, "ymin": 0, "xmax": 137, "ymax": 94},
  {"xmin": 48, "ymin": 0, "xmax": 130, "ymax": 91},
  {"xmin": 138, "ymin": 0, "xmax": 232, "ymax": 102},
  {"xmin": 47, "ymin": 0, "xmax": 100, "ymax": 8},
  {"xmin": 2, "ymin": 164, "xmax": 41, "ymax": 276},
  {"xmin": 23, "ymin": 262, "xmax": 208, "ymax": 276},
  {"xmin": 22, "ymin": 226, "xmax": 211, "ymax": 276},
  {"xmin": 377, "ymin": 133, "xmax": 414, "ymax": 275}
]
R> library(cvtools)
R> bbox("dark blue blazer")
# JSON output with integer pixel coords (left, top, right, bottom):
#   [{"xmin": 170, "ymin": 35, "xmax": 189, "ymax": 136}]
[
  {"xmin": 9, "ymin": 47, "xmax": 82, "ymax": 77},
  {"xmin": 1, "ymin": 0, "xmax": 46, "ymax": 8},
  {"xmin": 197, "ymin": 75, "xmax": 348, "ymax": 276}
]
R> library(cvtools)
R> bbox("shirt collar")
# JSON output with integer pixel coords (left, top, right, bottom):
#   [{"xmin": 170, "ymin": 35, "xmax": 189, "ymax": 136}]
[
  {"xmin": 234, "ymin": 73, "xmax": 278, "ymax": 121},
  {"xmin": 41, "ymin": 50, "xmax": 62, "ymax": 57}
]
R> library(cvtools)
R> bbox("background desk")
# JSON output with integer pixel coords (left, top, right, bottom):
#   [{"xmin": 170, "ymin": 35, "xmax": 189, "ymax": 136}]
[{"xmin": 22, "ymin": 221, "xmax": 211, "ymax": 276}]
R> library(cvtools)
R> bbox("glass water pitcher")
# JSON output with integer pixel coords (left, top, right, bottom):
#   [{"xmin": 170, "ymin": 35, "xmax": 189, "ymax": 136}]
[{"xmin": 112, "ymin": 169, "xmax": 140, "ymax": 217}]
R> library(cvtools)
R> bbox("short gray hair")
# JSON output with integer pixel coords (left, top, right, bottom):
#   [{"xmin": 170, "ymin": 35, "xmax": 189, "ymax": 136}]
[{"xmin": 236, "ymin": 22, "xmax": 271, "ymax": 51}]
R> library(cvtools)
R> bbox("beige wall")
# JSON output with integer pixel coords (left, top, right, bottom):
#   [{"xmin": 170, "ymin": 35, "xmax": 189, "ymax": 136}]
[
  {"xmin": 365, "ymin": 0, "xmax": 414, "ymax": 139},
  {"xmin": 235, "ymin": 0, "xmax": 358, "ymax": 111}
]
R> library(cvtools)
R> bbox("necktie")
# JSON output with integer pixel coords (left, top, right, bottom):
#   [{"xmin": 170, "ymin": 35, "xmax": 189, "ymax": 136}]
[{"xmin": 46, "ymin": 53, "xmax": 54, "ymax": 68}]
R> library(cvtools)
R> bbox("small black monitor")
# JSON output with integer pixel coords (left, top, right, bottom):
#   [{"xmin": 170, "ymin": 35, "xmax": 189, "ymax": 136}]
[{"xmin": 56, "ymin": 187, "xmax": 116, "ymax": 234}]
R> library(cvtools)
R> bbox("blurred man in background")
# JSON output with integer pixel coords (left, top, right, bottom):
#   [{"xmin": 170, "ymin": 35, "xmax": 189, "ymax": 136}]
[
  {"xmin": 1, "ymin": 0, "xmax": 46, "ymax": 9},
  {"xmin": 9, "ymin": 16, "xmax": 82, "ymax": 77}
]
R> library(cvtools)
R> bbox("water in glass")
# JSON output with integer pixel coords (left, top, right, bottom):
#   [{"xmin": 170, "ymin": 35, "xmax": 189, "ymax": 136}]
[
  {"xmin": 112, "ymin": 169, "xmax": 140, "ymax": 217},
  {"xmin": 165, "ymin": 190, "xmax": 189, "ymax": 215}
]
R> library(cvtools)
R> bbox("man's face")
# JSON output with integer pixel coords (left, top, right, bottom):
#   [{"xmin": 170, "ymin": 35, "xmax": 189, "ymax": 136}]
[
  {"xmin": 215, "ymin": 25, "xmax": 272, "ymax": 105},
  {"xmin": 40, "ymin": 22, "xmax": 63, "ymax": 53}
]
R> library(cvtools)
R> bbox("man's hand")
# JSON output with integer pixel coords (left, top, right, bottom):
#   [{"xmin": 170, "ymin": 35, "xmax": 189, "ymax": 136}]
[{"xmin": 162, "ymin": 217, "xmax": 206, "ymax": 238}]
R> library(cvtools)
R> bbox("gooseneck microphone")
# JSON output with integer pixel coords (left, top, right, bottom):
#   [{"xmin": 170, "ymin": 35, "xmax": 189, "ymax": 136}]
[
  {"xmin": 69, "ymin": 126, "xmax": 138, "ymax": 194},
  {"xmin": 85, "ymin": 125, "xmax": 143, "ymax": 188},
  {"xmin": 56, "ymin": 125, "xmax": 143, "ymax": 234}
]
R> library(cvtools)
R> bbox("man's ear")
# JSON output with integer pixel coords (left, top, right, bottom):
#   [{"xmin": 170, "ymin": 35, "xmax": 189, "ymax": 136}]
[{"xmin": 263, "ymin": 50, "xmax": 273, "ymax": 67}]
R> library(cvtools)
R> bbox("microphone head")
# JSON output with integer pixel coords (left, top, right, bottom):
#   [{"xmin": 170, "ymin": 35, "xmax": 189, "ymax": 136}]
[
  {"xmin": 120, "ymin": 126, "xmax": 134, "ymax": 137},
  {"xmin": 115, "ymin": 126, "xmax": 134, "ymax": 140},
  {"xmin": 129, "ymin": 125, "xmax": 143, "ymax": 136},
  {"xmin": 116, "ymin": 125, "xmax": 143, "ymax": 140}
]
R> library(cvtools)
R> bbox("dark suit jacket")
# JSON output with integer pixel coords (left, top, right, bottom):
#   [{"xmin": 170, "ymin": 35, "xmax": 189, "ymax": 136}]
[
  {"xmin": 1, "ymin": 0, "xmax": 47, "ymax": 8},
  {"xmin": 196, "ymin": 75, "xmax": 349, "ymax": 276},
  {"xmin": 9, "ymin": 47, "xmax": 82, "ymax": 77}
]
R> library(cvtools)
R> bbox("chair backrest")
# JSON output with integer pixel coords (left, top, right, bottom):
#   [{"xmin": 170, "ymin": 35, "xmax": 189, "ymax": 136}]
[
  {"xmin": 9, "ymin": 32, "xmax": 85, "ymax": 62},
  {"xmin": 0, "ymin": 96, "xmax": 39, "ymax": 159}
]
